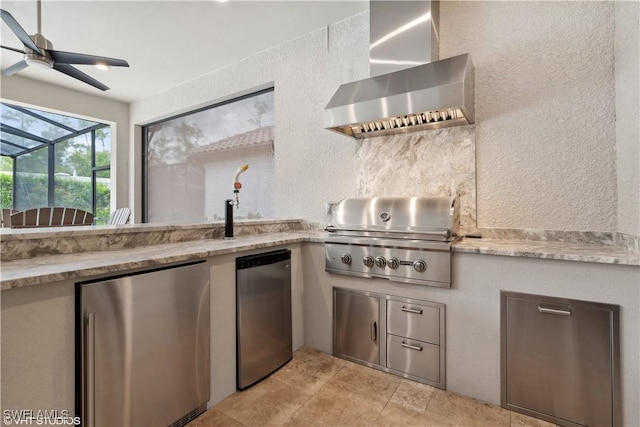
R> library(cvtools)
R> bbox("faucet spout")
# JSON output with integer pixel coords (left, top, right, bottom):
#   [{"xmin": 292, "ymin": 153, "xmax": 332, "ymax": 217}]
[{"xmin": 233, "ymin": 164, "xmax": 249, "ymax": 189}]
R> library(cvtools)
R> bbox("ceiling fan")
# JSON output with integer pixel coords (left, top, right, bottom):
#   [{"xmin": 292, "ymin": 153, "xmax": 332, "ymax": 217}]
[{"xmin": 1, "ymin": 0, "xmax": 129, "ymax": 91}]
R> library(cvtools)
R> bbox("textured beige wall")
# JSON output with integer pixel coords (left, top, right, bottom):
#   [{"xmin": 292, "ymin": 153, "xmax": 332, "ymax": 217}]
[
  {"xmin": 614, "ymin": 1, "xmax": 640, "ymax": 237},
  {"xmin": 130, "ymin": 13, "xmax": 369, "ymax": 225},
  {"xmin": 440, "ymin": 1, "xmax": 617, "ymax": 231}
]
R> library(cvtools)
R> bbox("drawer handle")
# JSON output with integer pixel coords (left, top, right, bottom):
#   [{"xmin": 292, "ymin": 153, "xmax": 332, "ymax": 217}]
[
  {"xmin": 538, "ymin": 305, "xmax": 571, "ymax": 316},
  {"xmin": 401, "ymin": 341, "xmax": 423, "ymax": 351},
  {"xmin": 401, "ymin": 306, "xmax": 423, "ymax": 315}
]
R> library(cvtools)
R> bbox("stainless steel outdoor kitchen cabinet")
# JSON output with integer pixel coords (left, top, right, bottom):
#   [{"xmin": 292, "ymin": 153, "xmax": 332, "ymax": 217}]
[
  {"xmin": 501, "ymin": 291, "xmax": 621, "ymax": 427},
  {"xmin": 333, "ymin": 287, "xmax": 445, "ymax": 389}
]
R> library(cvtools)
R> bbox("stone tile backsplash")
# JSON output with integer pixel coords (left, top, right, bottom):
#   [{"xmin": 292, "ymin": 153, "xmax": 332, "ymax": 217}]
[{"xmin": 355, "ymin": 125, "xmax": 476, "ymax": 235}]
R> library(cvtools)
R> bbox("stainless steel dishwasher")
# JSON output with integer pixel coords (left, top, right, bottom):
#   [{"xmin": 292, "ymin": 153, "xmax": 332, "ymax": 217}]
[
  {"xmin": 236, "ymin": 249, "xmax": 292, "ymax": 390},
  {"xmin": 76, "ymin": 261, "xmax": 210, "ymax": 427}
]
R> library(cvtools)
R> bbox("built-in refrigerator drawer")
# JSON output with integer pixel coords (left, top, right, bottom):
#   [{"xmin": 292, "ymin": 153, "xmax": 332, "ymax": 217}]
[
  {"xmin": 501, "ymin": 291, "xmax": 620, "ymax": 427},
  {"xmin": 387, "ymin": 334, "xmax": 440, "ymax": 383},
  {"xmin": 387, "ymin": 299, "xmax": 440, "ymax": 345}
]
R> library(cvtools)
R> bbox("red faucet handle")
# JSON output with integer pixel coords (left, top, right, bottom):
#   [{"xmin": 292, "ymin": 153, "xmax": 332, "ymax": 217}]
[{"xmin": 234, "ymin": 182, "xmax": 242, "ymax": 190}]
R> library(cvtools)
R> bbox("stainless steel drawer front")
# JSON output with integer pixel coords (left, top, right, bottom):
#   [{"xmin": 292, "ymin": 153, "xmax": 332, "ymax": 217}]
[
  {"xmin": 387, "ymin": 300, "xmax": 440, "ymax": 345},
  {"xmin": 387, "ymin": 334, "xmax": 439, "ymax": 383}
]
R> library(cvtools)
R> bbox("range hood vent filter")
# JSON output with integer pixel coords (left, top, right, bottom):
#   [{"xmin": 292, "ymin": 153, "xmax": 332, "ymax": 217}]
[{"xmin": 345, "ymin": 108, "xmax": 466, "ymax": 138}]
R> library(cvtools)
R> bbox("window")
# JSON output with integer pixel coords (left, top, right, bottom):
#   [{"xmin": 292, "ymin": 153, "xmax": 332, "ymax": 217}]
[
  {"xmin": 0, "ymin": 102, "xmax": 112, "ymax": 224},
  {"xmin": 143, "ymin": 88, "xmax": 275, "ymax": 223}
]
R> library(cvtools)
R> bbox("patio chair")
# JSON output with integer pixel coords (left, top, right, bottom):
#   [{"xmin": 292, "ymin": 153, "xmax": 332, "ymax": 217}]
[
  {"xmin": 107, "ymin": 207, "xmax": 131, "ymax": 225},
  {"xmin": 10, "ymin": 207, "xmax": 94, "ymax": 228},
  {"xmin": 1, "ymin": 209, "xmax": 19, "ymax": 228}
]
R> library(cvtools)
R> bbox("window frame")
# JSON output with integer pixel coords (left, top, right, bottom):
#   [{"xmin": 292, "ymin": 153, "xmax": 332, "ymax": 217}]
[
  {"xmin": 141, "ymin": 87, "xmax": 275, "ymax": 223},
  {"xmin": 1, "ymin": 102, "xmax": 111, "ymax": 219}
]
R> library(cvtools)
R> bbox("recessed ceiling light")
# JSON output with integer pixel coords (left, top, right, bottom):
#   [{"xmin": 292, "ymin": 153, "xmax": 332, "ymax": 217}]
[
  {"xmin": 96, "ymin": 64, "xmax": 110, "ymax": 71},
  {"xmin": 217, "ymin": 0, "xmax": 228, "ymax": 2}
]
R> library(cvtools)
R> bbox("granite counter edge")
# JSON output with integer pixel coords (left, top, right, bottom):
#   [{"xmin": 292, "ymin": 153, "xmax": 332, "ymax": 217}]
[{"xmin": 2, "ymin": 234, "xmax": 638, "ymax": 291}]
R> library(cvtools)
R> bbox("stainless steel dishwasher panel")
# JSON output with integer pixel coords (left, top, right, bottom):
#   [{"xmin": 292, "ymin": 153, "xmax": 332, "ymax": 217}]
[
  {"xmin": 78, "ymin": 261, "xmax": 210, "ymax": 427},
  {"xmin": 502, "ymin": 291, "xmax": 620, "ymax": 427},
  {"xmin": 236, "ymin": 250, "xmax": 292, "ymax": 390}
]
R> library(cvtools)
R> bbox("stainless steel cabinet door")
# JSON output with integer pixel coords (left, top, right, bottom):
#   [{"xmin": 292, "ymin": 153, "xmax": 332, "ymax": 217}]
[
  {"xmin": 502, "ymin": 292, "xmax": 619, "ymax": 427},
  {"xmin": 334, "ymin": 289, "xmax": 379, "ymax": 364}
]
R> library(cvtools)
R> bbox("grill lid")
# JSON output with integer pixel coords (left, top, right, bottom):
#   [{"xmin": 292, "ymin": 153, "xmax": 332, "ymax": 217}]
[{"xmin": 326, "ymin": 196, "xmax": 457, "ymax": 241}]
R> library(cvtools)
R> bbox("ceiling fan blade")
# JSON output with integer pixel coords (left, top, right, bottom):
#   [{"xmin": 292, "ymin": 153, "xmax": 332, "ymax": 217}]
[
  {"xmin": 53, "ymin": 64, "xmax": 109, "ymax": 91},
  {"xmin": 49, "ymin": 50, "xmax": 129, "ymax": 67},
  {"xmin": 1, "ymin": 45, "xmax": 25, "ymax": 54},
  {"xmin": 0, "ymin": 9, "xmax": 42, "ymax": 55},
  {"xmin": 1, "ymin": 60, "xmax": 28, "ymax": 76}
]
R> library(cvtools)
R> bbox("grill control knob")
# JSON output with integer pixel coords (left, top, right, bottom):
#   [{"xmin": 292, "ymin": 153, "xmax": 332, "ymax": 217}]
[
  {"xmin": 375, "ymin": 256, "xmax": 386, "ymax": 268},
  {"xmin": 340, "ymin": 253, "xmax": 352, "ymax": 265},
  {"xmin": 413, "ymin": 259, "xmax": 427, "ymax": 273},
  {"xmin": 388, "ymin": 257, "xmax": 399, "ymax": 269},
  {"xmin": 363, "ymin": 256, "xmax": 374, "ymax": 267}
]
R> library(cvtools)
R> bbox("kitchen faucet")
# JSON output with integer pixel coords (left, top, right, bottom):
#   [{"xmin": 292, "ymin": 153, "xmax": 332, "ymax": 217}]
[{"xmin": 224, "ymin": 164, "xmax": 249, "ymax": 239}]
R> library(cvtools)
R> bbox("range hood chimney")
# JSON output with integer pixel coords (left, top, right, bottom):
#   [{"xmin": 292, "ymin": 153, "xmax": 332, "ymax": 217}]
[{"xmin": 324, "ymin": 0, "xmax": 474, "ymax": 139}]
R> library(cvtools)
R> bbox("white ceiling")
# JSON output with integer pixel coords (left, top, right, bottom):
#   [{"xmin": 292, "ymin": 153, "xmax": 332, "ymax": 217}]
[{"xmin": 1, "ymin": 0, "xmax": 368, "ymax": 103}]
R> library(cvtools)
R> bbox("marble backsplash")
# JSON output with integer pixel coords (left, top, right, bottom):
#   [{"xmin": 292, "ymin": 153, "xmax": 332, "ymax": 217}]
[{"xmin": 355, "ymin": 125, "xmax": 476, "ymax": 235}]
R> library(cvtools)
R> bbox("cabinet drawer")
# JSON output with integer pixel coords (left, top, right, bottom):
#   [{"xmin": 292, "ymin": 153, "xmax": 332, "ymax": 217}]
[
  {"xmin": 387, "ymin": 300, "xmax": 440, "ymax": 344},
  {"xmin": 387, "ymin": 334, "xmax": 439, "ymax": 383}
]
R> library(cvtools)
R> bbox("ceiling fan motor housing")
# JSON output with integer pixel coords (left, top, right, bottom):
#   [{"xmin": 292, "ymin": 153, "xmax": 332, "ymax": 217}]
[{"xmin": 24, "ymin": 33, "xmax": 53, "ymax": 69}]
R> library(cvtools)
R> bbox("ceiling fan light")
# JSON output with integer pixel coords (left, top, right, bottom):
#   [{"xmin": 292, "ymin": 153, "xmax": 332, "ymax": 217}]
[
  {"xmin": 96, "ymin": 64, "xmax": 110, "ymax": 70},
  {"xmin": 24, "ymin": 54, "xmax": 53, "ymax": 70}
]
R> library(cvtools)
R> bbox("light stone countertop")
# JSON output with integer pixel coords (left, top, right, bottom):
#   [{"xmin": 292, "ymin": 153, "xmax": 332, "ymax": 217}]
[
  {"xmin": 0, "ymin": 219, "xmax": 303, "ymax": 241},
  {"xmin": 0, "ymin": 231, "xmax": 319, "ymax": 290},
  {"xmin": 453, "ymin": 237, "xmax": 640, "ymax": 266},
  {"xmin": 1, "ymin": 232, "xmax": 638, "ymax": 291}
]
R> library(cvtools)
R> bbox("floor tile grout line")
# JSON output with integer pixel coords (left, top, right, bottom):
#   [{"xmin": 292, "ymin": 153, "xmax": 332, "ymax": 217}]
[
  {"xmin": 370, "ymin": 380, "xmax": 401, "ymax": 427},
  {"xmin": 286, "ymin": 364, "xmax": 347, "ymax": 427}
]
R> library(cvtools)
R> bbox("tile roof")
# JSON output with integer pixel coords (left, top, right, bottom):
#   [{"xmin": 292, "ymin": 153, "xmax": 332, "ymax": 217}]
[{"xmin": 190, "ymin": 126, "xmax": 274, "ymax": 156}]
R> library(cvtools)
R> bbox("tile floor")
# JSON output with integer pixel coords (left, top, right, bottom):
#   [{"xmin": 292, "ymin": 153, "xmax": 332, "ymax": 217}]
[{"xmin": 188, "ymin": 346, "xmax": 556, "ymax": 427}]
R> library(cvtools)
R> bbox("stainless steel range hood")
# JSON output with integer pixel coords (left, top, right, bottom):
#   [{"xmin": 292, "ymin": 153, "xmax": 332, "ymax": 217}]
[{"xmin": 324, "ymin": 1, "xmax": 474, "ymax": 139}]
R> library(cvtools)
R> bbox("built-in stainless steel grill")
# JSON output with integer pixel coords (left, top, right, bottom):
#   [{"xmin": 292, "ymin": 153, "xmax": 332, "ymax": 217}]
[{"xmin": 325, "ymin": 196, "xmax": 457, "ymax": 288}]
